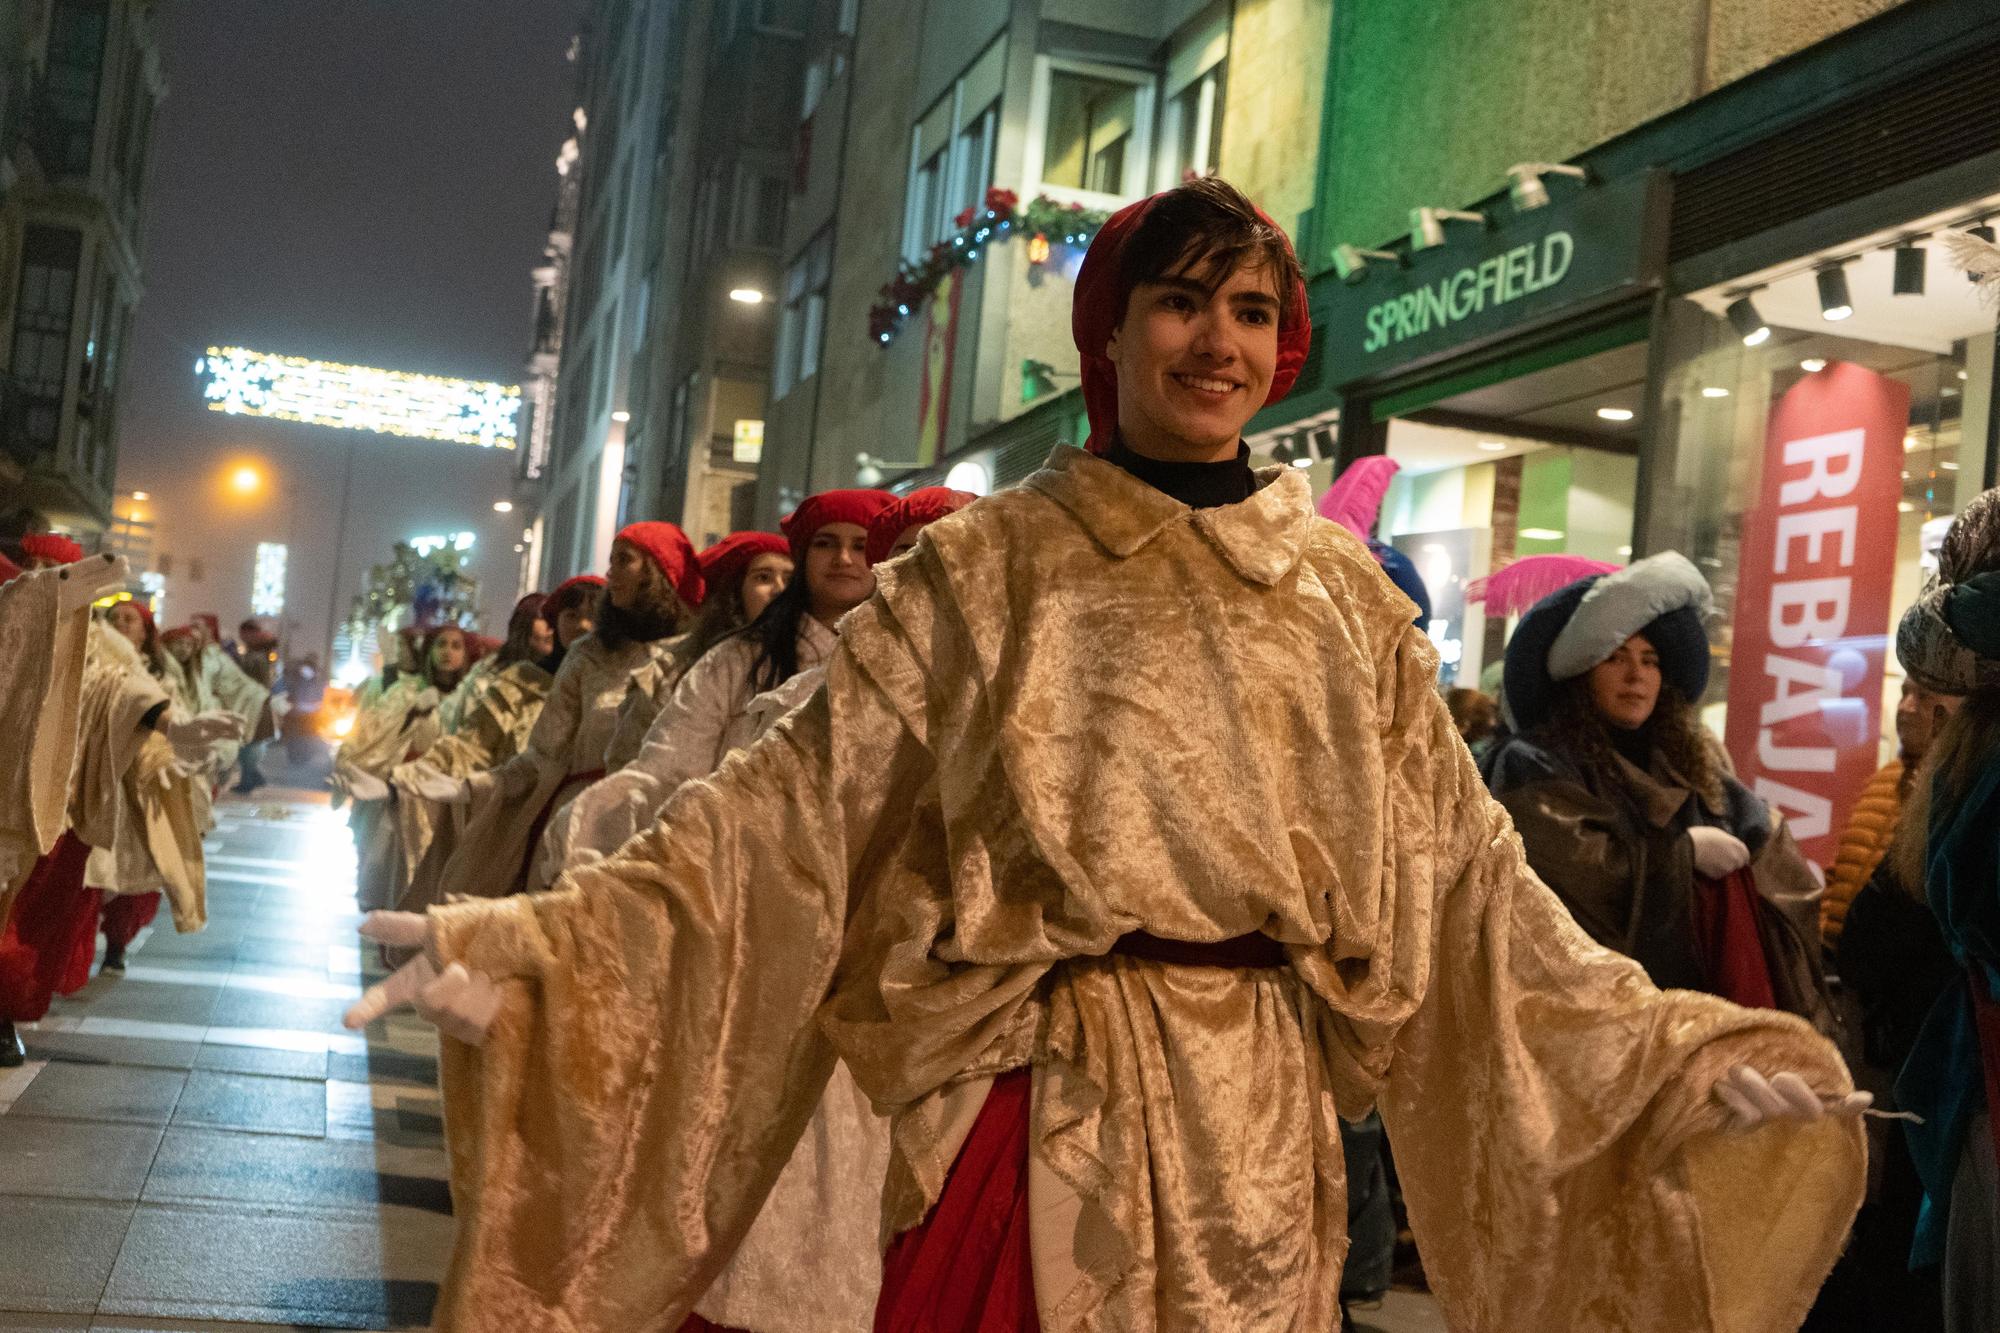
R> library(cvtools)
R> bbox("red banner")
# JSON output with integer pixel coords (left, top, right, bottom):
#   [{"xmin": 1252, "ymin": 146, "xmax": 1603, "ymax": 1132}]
[{"xmin": 1723, "ymin": 360, "xmax": 1909, "ymax": 868}]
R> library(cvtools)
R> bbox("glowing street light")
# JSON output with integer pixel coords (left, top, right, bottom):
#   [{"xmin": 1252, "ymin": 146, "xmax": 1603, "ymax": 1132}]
[
  {"xmin": 230, "ymin": 464, "xmax": 264, "ymax": 495},
  {"xmin": 493, "ymin": 499, "xmax": 514, "ymax": 513}
]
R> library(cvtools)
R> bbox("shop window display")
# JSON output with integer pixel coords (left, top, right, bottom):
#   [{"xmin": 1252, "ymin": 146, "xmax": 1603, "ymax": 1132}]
[{"xmin": 1649, "ymin": 219, "xmax": 2000, "ymax": 867}]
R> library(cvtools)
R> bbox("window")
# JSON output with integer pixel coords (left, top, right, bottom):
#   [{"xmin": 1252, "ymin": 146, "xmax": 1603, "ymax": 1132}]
[
  {"xmin": 751, "ymin": 0, "xmax": 805, "ymax": 37},
  {"xmin": 10, "ymin": 226, "xmax": 81, "ymax": 449},
  {"xmin": 837, "ymin": 0, "xmax": 858, "ymax": 35},
  {"xmin": 732, "ymin": 165, "xmax": 789, "ymax": 250},
  {"xmin": 774, "ymin": 229, "xmax": 833, "ymax": 397},
  {"xmin": 900, "ymin": 37, "xmax": 1005, "ymax": 261},
  {"xmin": 1157, "ymin": 8, "xmax": 1228, "ymax": 188},
  {"xmin": 1025, "ymin": 57, "xmax": 1154, "ymax": 206},
  {"xmin": 43, "ymin": 0, "xmax": 108, "ymax": 176}
]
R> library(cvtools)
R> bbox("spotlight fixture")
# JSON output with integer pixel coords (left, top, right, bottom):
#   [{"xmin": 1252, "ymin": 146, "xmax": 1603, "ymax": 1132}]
[
  {"xmin": 1800, "ymin": 358, "xmax": 1828, "ymax": 373},
  {"xmin": 1892, "ymin": 240, "xmax": 1927, "ymax": 296},
  {"xmin": 1967, "ymin": 222, "xmax": 1995, "ymax": 282},
  {"xmin": 1333, "ymin": 243, "xmax": 1404, "ymax": 285},
  {"xmin": 1597, "ymin": 407, "xmax": 1635, "ymax": 422},
  {"xmin": 1410, "ymin": 206, "xmax": 1488, "ymax": 251},
  {"xmin": 1816, "ymin": 264, "xmax": 1853, "ymax": 321},
  {"xmin": 611, "ymin": 410, "xmax": 631, "ymax": 422},
  {"xmin": 1505, "ymin": 162, "xmax": 1590, "ymax": 212},
  {"xmin": 1724, "ymin": 294, "xmax": 1770, "ymax": 347},
  {"xmin": 1701, "ymin": 386, "xmax": 1730, "ymax": 399}
]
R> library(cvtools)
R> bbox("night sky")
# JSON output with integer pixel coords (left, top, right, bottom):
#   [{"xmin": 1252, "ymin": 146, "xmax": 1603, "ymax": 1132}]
[{"xmin": 117, "ymin": 1, "xmax": 582, "ymax": 662}]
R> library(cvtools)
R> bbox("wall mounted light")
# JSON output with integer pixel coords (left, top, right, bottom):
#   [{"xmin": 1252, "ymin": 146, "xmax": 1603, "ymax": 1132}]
[
  {"xmin": 1410, "ymin": 206, "xmax": 1488, "ymax": 251},
  {"xmin": 1892, "ymin": 240, "xmax": 1927, "ymax": 296},
  {"xmin": 728, "ymin": 288, "xmax": 766, "ymax": 304},
  {"xmin": 1725, "ymin": 293, "xmax": 1770, "ymax": 346},
  {"xmin": 1816, "ymin": 264, "xmax": 1854, "ymax": 321},
  {"xmin": 1505, "ymin": 161, "xmax": 1590, "ymax": 212},
  {"xmin": 1333, "ymin": 243, "xmax": 1404, "ymax": 285}
]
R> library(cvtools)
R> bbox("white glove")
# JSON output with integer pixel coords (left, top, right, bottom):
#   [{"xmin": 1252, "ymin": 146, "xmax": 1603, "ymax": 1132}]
[
  {"xmin": 1688, "ymin": 826, "xmax": 1752, "ymax": 879},
  {"xmin": 341, "ymin": 769, "xmax": 389, "ymax": 803},
  {"xmin": 1713, "ymin": 1065, "xmax": 1872, "ymax": 1131},
  {"xmin": 393, "ymin": 762, "xmax": 466, "ymax": 804},
  {"xmin": 343, "ymin": 911, "xmax": 501, "ymax": 1046},
  {"xmin": 165, "ymin": 710, "xmax": 243, "ymax": 759}
]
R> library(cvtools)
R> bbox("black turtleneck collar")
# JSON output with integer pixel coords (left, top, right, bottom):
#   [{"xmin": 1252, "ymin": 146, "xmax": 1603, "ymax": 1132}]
[
  {"xmin": 1608, "ymin": 719, "xmax": 1655, "ymax": 770},
  {"xmin": 1103, "ymin": 439, "xmax": 1256, "ymax": 510}
]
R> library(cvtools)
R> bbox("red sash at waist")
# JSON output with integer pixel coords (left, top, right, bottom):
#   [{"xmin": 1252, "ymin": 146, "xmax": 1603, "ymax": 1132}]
[{"xmin": 1109, "ymin": 929, "xmax": 1286, "ymax": 969}]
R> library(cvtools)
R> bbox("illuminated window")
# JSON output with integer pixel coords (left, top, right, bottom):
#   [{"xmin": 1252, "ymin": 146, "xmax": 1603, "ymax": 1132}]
[
  {"xmin": 195, "ymin": 347, "xmax": 521, "ymax": 449},
  {"xmin": 251, "ymin": 542, "xmax": 287, "ymax": 617}
]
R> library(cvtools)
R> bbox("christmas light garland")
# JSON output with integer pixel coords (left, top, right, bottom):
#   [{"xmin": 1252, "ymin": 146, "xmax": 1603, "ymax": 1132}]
[{"xmin": 869, "ymin": 188, "xmax": 1113, "ymax": 345}]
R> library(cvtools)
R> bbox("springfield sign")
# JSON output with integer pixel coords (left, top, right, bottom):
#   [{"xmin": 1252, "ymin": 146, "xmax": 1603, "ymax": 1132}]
[
  {"xmin": 1364, "ymin": 233, "xmax": 1574, "ymax": 354},
  {"xmin": 1317, "ymin": 169, "xmax": 1665, "ymax": 386},
  {"xmin": 1722, "ymin": 361, "xmax": 1908, "ymax": 867}
]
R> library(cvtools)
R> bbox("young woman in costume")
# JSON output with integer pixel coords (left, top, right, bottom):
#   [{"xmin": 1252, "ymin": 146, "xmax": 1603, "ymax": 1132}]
[{"xmin": 351, "ymin": 180, "xmax": 1867, "ymax": 1333}]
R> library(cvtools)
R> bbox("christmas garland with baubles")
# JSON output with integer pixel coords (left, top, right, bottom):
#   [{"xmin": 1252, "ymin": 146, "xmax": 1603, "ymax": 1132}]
[{"xmin": 868, "ymin": 187, "xmax": 1112, "ymax": 345}]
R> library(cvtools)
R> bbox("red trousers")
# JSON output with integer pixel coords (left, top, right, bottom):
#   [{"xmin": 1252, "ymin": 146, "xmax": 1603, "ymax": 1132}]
[
  {"xmin": 0, "ymin": 833, "xmax": 97, "ymax": 1022},
  {"xmin": 101, "ymin": 891, "xmax": 160, "ymax": 951}
]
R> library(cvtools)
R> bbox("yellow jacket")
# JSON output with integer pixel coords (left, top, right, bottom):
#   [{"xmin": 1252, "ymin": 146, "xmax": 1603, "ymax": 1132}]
[{"xmin": 1822, "ymin": 760, "xmax": 1904, "ymax": 945}]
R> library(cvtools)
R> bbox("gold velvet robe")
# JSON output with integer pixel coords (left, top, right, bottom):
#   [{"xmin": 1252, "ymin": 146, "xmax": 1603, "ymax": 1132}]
[
  {"xmin": 425, "ymin": 447, "xmax": 1864, "ymax": 1333},
  {"xmin": 0, "ymin": 570, "xmax": 88, "ymax": 917},
  {"xmin": 335, "ymin": 676, "xmax": 444, "ymax": 913}
]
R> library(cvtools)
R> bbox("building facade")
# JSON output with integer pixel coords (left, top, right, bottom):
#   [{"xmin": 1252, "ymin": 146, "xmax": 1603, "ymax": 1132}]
[{"xmin": 0, "ymin": 0, "xmax": 163, "ymax": 544}]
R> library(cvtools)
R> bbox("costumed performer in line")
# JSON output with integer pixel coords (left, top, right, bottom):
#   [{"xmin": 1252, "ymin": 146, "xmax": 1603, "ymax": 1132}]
[
  {"xmin": 348, "ymin": 178, "xmax": 1869, "ymax": 1333},
  {"xmin": 423, "ymin": 526, "xmax": 701, "ymax": 898},
  {"xmin": 541, "ymin": 489, "xmax": 890, "ymax": 879}
]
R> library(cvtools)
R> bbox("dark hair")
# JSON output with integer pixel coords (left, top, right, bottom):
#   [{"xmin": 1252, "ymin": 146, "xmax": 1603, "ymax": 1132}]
[
  {"xmin": 1446, "ymin": 687, "xmax": 1498, "ymax": 745},
  {"xmin": 1534, "ymin": 679, "xmax": 1724, "ymax": 810},
  {"xmin": 496, "ymin": 599, "xmax": 545, "ymax": 668},
  {"xmin": 1117, "ymin": 176, "xmax": 1302, "ymax": 326},
  {"xmin": 592, "ymin": 564, "xmax": 688, "ymax": 651},
  {"xmin": 422, "ymin": 626, "xmax": 469, "ymax": 693},
  {"xmin": 1894, "ymin": 686, "xmax": 2000, "ymax": 899},
  {"xmin": 740, "ymin": 577, "xmax": 811, "ymax": 693},
  {"xmin": 667, "ymin": 562, "xmax": 764, "ymax": 683}
]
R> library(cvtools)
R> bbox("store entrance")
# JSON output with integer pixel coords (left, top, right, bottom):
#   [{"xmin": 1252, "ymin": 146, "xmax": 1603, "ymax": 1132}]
[{"xmin": 1377, "ymin": 335, "xmax": 1649, "ymax": 692}]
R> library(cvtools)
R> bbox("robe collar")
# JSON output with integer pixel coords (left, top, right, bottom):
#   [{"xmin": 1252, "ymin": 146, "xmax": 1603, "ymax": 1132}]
[{"xmin": 1026, "ymin": 445, "xmax": 1316, "ymax": 586}]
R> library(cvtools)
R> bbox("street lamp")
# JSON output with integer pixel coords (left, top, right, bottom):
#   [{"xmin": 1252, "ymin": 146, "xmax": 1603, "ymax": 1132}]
[{"xmin": 230, "ymin": 464, "xmax": 263, "ymax": 495}]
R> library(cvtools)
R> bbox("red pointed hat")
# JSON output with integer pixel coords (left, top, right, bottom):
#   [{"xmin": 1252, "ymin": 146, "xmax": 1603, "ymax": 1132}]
[
  {"xmin": 1071, "ymin": 189, "xmax": 1312, "ymax": 455},
  {"xmin": 780, "ymin": 489, "xmax": 895, "ymax": 562},
  {"xmin": 697, "ymin": 531, "xmax": 791, "ymax": 586},
  {"xmin": 866, "ymin": 487, "xmax": 978, "ymax": 565},
  {"xmin": 19, "ymin": 532, "xmax": 84, "ymax": 565},
  {"xmin": 614, "ymin": 521, "xmax": 704, "ymax": 608}
]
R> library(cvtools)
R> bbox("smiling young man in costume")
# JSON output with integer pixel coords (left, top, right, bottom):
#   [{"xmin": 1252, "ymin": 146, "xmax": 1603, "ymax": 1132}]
[{"xmin": 350, "ymin": 179, "xmax": 1866, "ymax": 1332}]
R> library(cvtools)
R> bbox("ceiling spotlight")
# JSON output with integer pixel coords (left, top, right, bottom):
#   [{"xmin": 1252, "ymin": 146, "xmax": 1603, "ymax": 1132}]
[
  {"xmin": 1816, "ymin": 263, "xmax": 1853, "ymax": 321},
  {"xmin": 1410, "ymin": 206, "xmax": 1488, "ymax": 250},
  {"xmin": 1333, "ymin": 243, "xmax": 1404, "ymax": 285},
  {"xmin": 1477, "ymin": 440, "xmax": 1508, "ymax": 452},
  {"xmin": 1597, "ymin": 407, "xmax": 1636, "ymax": 422},
  {"xmin": 493, "ymin": 500, "xmax": 513, "ymax": 513},
  {"xmin": 1289, "ymin": 456, "xmax": 1313, "ymax": 470},
  {"xmin": 1968, "ymin": 223, "xmax": 1996, "ymax": 282},
  {"xmin": 1892, "ymin": 241, "xmax": 1927, "ymax": 296},
  {"xmin": 1800, "ymin": 357, "xmax": 1827, "ymax": 372},
  {"xmin": 1506, "ymin": 162, "xmax": 1589, "ymax": 212},
  {"xmin": 130, "ymin": 490, "xmax": 148, "ymax": 501},
  {"xmin": 611, "ymin": 410, "xmax": 631, "ymax": 422},
  {"xmin": 1701, "ymin": 386, "xmax": 1730, "ymax": 399},
  {"xmin": 728, "ymin": 287, "xmax": 766, "ymax": 304},
  {"xmin": 1725, "ymin": 294, "xmax": 1770, "ymax": 346}
]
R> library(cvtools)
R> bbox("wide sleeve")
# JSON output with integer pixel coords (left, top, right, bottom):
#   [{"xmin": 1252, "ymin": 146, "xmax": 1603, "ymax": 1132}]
[
  {"xmin": 1373, "ymin": 623, "xmax": 1864, "ymax": 1333},
  {"xmin": 550, "ymin": 645, "xmax": 746, "ymax": 867},
  {"xmin": 423, "ymin": 632, "xmax": 934, "ymax": 1330},
  {"xmin": 481, "ymin": 647, "xmax": 585, "ymax": 800}
]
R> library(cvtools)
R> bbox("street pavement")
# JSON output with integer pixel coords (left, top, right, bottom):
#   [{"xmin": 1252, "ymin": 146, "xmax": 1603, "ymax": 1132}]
[{"xmin": 0, "ymin": 784, "xmax": 1446, "ymax": 1333}]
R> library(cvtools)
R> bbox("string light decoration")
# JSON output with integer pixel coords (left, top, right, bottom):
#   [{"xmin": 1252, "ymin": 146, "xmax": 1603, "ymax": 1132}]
[
  {"xmin": 195, "ymin": 346, "xmax": 522, "ymax": 449},
  {"xmin": 869, "ymin": 188, "xmax": 1113, "ymax": 345}
]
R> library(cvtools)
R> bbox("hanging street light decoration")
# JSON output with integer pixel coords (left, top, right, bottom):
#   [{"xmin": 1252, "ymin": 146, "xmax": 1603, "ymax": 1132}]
[
  {"xmin": 868, "ymin": 187, "xmax": 1114, "ymax": 346},
  {"xmin": 195, "ymin": 346, "xmax": 522, "ymax": 449}
]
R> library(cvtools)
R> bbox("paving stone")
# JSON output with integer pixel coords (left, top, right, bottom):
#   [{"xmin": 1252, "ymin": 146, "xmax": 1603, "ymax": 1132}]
[
  {"xmin": 193, "ymin": 1042, "xmax": 328, "ymax": 1080},
  {"xmin": 0, "ymin": 1117, "xmax": 163, "ymax": 1201},
  {"xmin": 171, "ymin": 1070, "xmax": 325, "ymax": 1137},
  {"xmin": 0, "ymin": 1196, "xmax": 132, "ymax": 1313},
  {"xmin": 6, "ymin": 1063, "xmax": 186, "ymax": 1126},
  {"xmin": 142, "ymin": 1127, "xmax": 448, "ymax": 1213},
  {"xmin": 16, "ymin": 1029, "xmax": 201, "ymax": 1073}
]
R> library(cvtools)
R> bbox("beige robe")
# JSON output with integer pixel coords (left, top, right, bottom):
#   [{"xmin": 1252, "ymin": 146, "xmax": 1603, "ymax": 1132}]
[
  {"xmin": 334, "ymin": 676, "xmax": 444, "ymax": 912},
  {"xmin": 393, "ymin": 660, "xmax": 552, "ymax": 904},
  {"xmin": 425, "ymin": 447, "xmax": 1864, "ymax": 1333},
  {"xmin": 0, "ymin": 569, "xmax": 90, "ymax": 916},
  {"xmin": 601, "ymin": 633, "xmax": 688, "ymax": 772},
  {"xmin": 73, "ymin": 624, "xmax": 206, "ymax": 931},
  {"xmin": 197, "ymin": 643, "xmax": 268, "ymax": 774},
  {"xmin": 429, "ymin": 634, "xmax": 658, "ymax": 902}
]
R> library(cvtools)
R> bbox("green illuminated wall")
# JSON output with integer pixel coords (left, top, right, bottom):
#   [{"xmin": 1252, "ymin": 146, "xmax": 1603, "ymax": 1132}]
[{"xmin": 1309, "ymin": 0, "xmax": 1913, "ymax": 272}]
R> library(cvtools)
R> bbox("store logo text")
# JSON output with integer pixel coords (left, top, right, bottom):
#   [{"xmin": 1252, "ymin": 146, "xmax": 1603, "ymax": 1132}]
[{"xmin": 1362, "ymin": 232, "xmax": 1575, "ymax": 354}]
